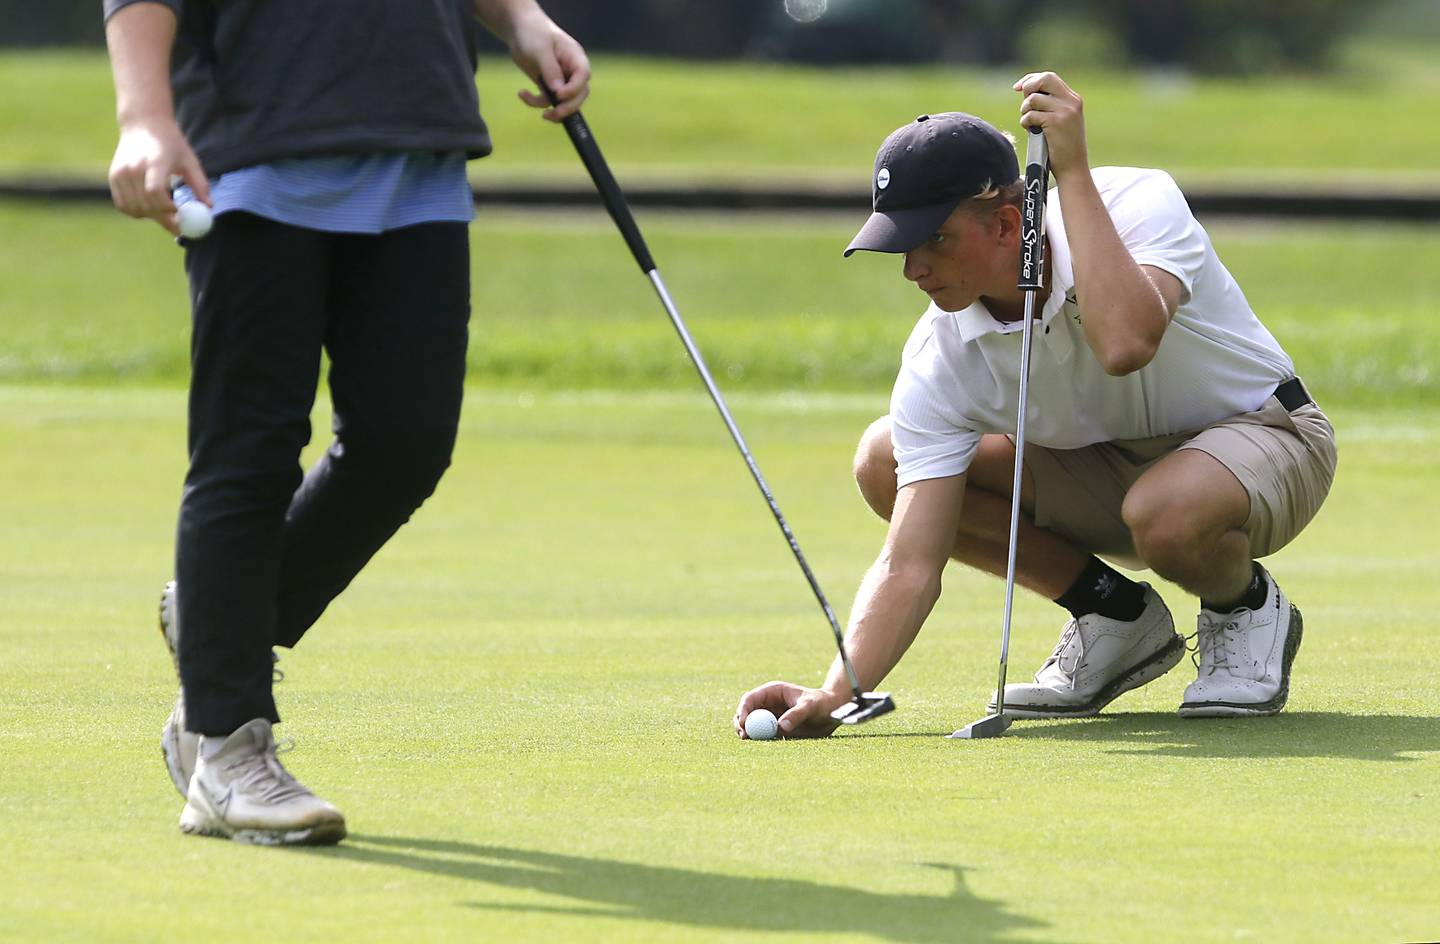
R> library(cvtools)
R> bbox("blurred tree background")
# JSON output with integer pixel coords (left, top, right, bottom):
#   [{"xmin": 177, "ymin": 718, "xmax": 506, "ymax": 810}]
[{"xmin": 5, "ymin": 0, "xmax": 1436, "ymax": 75}]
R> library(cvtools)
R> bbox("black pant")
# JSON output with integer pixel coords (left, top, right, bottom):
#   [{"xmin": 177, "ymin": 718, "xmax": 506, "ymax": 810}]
[{"xmin": 177, "ymin": 213, "xmax": 470, "ymax": 735}]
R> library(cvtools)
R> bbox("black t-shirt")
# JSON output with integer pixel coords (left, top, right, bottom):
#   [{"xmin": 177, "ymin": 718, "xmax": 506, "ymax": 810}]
[{"xmin": 102, "ymin": 0, "xmax": 493, "ymax": 174}]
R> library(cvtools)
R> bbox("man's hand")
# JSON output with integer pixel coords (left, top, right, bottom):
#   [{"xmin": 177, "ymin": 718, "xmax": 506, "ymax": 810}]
[
  {"xmin": 1013, "ymin": 71, "xmax": 1088, "ymax": 180},
  {"xmin": 105, "ymin": 1, "xmax": 210, "ymax": 237},
  {"xmin": 108, "ymin": 120, "xmax": 210, "ymax": 237},
  {"xmin": 506, "ymin": 11, "xmax": 590, "ymax": 121},
  {"xmin": 733, "ymin": 681, "xmax": 846, "ymax": 740}
]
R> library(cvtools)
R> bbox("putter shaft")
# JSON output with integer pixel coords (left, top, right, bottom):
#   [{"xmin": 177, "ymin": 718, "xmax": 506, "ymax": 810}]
[
  {"xmin": 548, "ymin": 88, "xmax": 889, "ymax": 722},
  {"xmin": 953, "ymin": 127, "xmax": 1049, "ymax": 740}
]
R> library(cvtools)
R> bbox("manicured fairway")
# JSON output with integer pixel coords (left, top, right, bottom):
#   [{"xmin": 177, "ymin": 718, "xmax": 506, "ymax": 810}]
[{"xmin": 1, "ymin": 387, "xmax": 1436, "ymax": 943}]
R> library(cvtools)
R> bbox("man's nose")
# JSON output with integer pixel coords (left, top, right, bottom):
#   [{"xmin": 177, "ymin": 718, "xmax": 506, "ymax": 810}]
[{"xmin": 902, "ymin": 250, "xmax": 928, "ymax": 283}]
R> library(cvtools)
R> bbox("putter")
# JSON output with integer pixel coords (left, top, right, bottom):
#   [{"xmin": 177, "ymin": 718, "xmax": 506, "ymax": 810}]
[
  {"xmin": 546, "ymin": 91, "xmax": 894, "ymax": 726},
  {"xmin": 949, "ymin": 126, "xmax": 1050, "ymax": 741}
]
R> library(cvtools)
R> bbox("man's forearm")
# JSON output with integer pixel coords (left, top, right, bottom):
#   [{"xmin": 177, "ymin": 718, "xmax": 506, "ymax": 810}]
[
  {"xmin": 821, "ymin": 557, "xmax": 942, "ymax": 697},
  {"xmin": 1056, "ymin": 169, "xmax": 1170, "ymax": 376},
  {"xmin": 472, "ymin": 0, "xmax": 548, "ymax": 45},
  {"xmin": 106, "ymin": 2, "xmax": 178, "ymax": 128}
]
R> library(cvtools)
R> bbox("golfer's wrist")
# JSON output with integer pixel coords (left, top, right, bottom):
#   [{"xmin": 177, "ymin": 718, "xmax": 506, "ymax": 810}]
[
  {"xmin": 816, "ymin": 684, "xmax": 852, "ymax": 710},
  {"xmin": 1051, "ymin": 157, "xmax": 1094, "ymax": 188}
]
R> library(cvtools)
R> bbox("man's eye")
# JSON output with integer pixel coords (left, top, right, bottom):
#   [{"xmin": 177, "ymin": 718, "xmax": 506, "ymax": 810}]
[{"xmin": 928, "ymin": 232, "xmax": 946, "ymax": 244}]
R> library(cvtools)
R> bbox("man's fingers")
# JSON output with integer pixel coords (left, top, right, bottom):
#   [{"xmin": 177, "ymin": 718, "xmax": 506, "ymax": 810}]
[
  {"xmin": 529, "ymin": 52, "xmax": 568, "ymax": 121},
  {"xmin": 777, "ymin": 699, "xmax": 818, "ymax": 734},
  {"xmin": 109, "ymin": 172, "xmax": 142, "ymax": 218},
  {"xmin": 1013, "ymin": 71, "xmax": 1050, "ymax": 93},
  {"xmin": 546, "ymin": 47, "xmax": 591, "ymax": 119},
  {"xmin": 517, "ymin": 82, "xmax": 561, "ymax": 121},
  {"xmin": 155, "ymin": 209, "xmax": 181, "ymax": 238},
  {"xmin": 142, "ymin": 163, "xmax": 177, "ymax": 219},
  {"xmin": 546, "ymin": 84, "xmax": 588, "ymax": 121},
  {"xmin": 553, "ymin": 52, "xmax": 590, "ymax": 100},
  {"xmin": 741, "ymin": 681, "xmax": 796, "ymax": 713},
  {"xmin": 1013, "ymin": 70, "xmax": 1069, "ymax": 96},
  {"xmin": 1021, "ymin": 92, "xmax": 1058, "ymax": 115},
  {"xmin": 734, "ymin": 681, "xmax": 797, "ymax": 738},
  {"xmin": 178, "ymin": 155, "xmax": 212, "ymax": 206}
]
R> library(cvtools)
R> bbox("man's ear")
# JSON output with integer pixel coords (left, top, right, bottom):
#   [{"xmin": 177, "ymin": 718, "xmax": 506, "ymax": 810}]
[{"xmin": 994, "ymin": 203, "xmax": 1023, "ymax": 246}]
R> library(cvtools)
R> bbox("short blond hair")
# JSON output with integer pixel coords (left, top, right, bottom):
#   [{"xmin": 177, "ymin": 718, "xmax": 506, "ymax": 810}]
[{"xmin": 958, "ymin": 178, "xmax": 1026, "ymax": 219}]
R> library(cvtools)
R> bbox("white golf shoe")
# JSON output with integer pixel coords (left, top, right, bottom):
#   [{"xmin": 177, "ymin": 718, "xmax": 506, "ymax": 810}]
[
  {"xmin": 180, "ymin": 718, "xmax": 346, "ymax": 846},
  {"xmin": 158, "ymin": 582, "xmax": 283, "ymax": 799},
  {"xmin": 1179, "ymin": 566, "xmax": 1303, "ymax": 718},
  {"xmin": 158, "ymin": 582, "xmax": 198, "ymax": 799},
  {"xmin": 991, "ymin": 585, "xmax": 1185, "ymax": 718}
]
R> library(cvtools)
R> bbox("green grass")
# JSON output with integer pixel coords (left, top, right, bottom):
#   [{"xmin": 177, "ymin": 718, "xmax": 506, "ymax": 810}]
[
  {"xmin": 0, "ymin": 386, "xmax": 1437, "ymax": 943},
  {"xmin": 0, "ymin": 203, "xmax": 1436, "ymax": 406},
  {"xmin": 5, "ymin": 50, "xmax": 1440, "ymax": 187}
]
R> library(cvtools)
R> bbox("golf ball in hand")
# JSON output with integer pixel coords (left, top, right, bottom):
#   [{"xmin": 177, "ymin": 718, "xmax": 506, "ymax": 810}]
[
  {"xmin": 744, "ymin": 708, "xmax": 779, "ymax": 741},
  {"xmin": 176, "ymin": 201, "xmax": 213, "ymax": 240}
]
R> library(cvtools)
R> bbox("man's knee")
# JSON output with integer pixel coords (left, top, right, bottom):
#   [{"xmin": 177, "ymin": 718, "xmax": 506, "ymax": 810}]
[
  {"xmin": 1122, "ymin": 485, "xmax": 1225, "ymax": 576},
  {"xmin": 1123, "ymin": 450, "xmax": 1253, "ymax": 575},
  {"xmin": 853, "ymin": 416, "xmax": 897, "ymax": 521},
  {"xmin": 334, "ymin": 417, "xmax": 457, "ymax": 500}
]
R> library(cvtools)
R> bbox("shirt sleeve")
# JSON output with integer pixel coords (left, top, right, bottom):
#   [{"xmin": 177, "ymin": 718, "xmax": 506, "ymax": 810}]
[
  {"xmin": 1104, "ymin": 169, "xmax": 1208, "ymax": 306},
  {"xmin": 103, "ymin": 0, "xmax": 180, "ymax": 23},
  {"xmin": 889, "ymin": 339, "xmax": 981, "ymax": 489}
]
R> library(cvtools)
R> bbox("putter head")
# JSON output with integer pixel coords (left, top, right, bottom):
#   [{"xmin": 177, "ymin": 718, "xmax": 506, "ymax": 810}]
[
  {"xmin": 947, "ymin": 712, "xmax": 1012, "ymax": 739},
  {"xmin": 830, "ymin": 691, "xmax": 895, "ymax": 725}
]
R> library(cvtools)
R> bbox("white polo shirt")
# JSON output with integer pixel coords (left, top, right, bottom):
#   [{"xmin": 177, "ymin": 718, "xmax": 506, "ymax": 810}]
[{"xmin": 890, "ymin": 166, "xmax": 1295, "ymax": 489}]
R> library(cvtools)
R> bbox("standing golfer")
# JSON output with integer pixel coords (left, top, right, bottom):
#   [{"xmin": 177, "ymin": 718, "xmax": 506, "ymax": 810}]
[
  {"xmin": 105, "ymin": 0, "xmax": 590, "ymax": 843},
  {"xmin": 735, "ymin": 72, "xmax": 1336, "ymax": 738}
]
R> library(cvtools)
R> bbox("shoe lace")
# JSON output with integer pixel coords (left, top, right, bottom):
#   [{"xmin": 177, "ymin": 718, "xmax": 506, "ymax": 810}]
[
  {"xmin": 223, "ymin": 738, "xmax": 311, "ymax": 804},
  {"xmin": 1042, "ymin": 619, "xmax": 1086, "ymax": 690},
  {"xmin": 1188, "ymin": 610, "xmax": 1250, "ymax": 676}
]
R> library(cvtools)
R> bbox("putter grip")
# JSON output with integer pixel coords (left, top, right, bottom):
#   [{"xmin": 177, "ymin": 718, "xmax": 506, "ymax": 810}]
[
  {"xmin": 1018, "ymin": 127, "xmax": 1049, "ymax": 291},
  {"xmin": 551, "ymin": 104, "xmax": 657, "ymax": 273}
]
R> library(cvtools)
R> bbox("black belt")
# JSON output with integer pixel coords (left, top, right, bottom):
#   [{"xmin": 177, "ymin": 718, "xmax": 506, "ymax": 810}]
[{"xmin": 1275, "ymin": 377, "xmax": 1313, "ymax": 412}]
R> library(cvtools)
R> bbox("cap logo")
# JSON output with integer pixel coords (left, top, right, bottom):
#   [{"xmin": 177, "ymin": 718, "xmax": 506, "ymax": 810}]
[{"xmin": 877, "ymin": 167, "xmax": 891, "ymax": 190}]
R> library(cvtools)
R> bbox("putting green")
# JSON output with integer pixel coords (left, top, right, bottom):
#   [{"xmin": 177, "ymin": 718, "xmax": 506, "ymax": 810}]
[{"xmin": 0, "ymin": 386, "xmax": 1435, "ymax": 943}]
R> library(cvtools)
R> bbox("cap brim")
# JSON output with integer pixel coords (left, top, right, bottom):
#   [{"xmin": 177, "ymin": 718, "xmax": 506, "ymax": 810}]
[{"xmin": 843, "ymin": 200, "xmax": 961, "ymax": 257}]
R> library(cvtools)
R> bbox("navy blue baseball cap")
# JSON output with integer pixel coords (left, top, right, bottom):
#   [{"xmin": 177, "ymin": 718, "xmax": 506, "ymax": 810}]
[{"xmin": 844, "ymin": 112, "xmax": 1020, "ymax": 257}]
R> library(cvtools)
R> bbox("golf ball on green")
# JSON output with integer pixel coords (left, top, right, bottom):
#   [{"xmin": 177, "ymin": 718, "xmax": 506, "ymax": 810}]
[
  {"xmin": 176, "ymin": 201, "xmax": 213, "ymax": 240},
  {"xmin": 744, "ymin": 708, "xmax": 779, "ymax": 741}
]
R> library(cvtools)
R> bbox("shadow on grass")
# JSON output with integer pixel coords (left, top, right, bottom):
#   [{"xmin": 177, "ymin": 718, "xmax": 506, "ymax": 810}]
[
  {"xmin": 306, "ymin": 836, "xmax": 1051, "ymax": 943},
  {"xmin": 1004, "ymin": 711, "xmax": 1440, "ymax": 761}
]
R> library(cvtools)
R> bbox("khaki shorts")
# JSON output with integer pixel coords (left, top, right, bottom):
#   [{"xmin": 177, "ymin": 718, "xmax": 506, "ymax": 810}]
[{"xmin": 1024, "ymin": 392, "xmax": 1337, "ymax": 570}]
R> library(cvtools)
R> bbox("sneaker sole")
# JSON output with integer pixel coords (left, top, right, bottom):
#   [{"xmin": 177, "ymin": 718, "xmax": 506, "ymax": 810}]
[
  {"xmin": 990, "ymin": 633, "xmax": 1187, "ymax": 719},
  {"xmin": 180, "ymin": 801, "xmax": 347, "ymax": 847},
  {"xmin": 1178, "ymin": 604, "xmax": 1304, "ymax": 718}
]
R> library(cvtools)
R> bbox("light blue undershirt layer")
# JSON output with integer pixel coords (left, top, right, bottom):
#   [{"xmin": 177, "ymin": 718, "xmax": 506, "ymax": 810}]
[{"xmin": 175, "ymin": 151, "xmax": 475, "ymax": 234}]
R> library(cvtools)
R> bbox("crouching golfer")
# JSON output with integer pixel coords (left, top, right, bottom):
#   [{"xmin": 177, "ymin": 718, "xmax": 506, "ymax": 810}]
[
  {"xmin": 735, "ymin": 72, "xmax": 1336, "ymax": 738},
  {"xmin": 105, "ymin": 0, "xmax": 590, "ymax": 842}
]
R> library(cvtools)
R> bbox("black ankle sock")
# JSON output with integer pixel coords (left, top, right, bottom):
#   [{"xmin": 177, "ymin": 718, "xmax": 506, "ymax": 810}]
[
  {"xmin": 1054, "ymin": 557, "xmax": 1148, "ymax": 622},
  {"xmin": 1202, "ymin": 561, "xmax": 1268, "ymax": 613}
]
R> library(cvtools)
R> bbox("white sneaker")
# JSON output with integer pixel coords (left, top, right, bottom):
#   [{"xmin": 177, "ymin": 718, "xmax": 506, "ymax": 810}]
[
  {"xmin": 1179, "ymin": 566, "xmax": 1303, "ymax": 718},
  {"xmin": 179, "ymin": 719, "xmax": 346, "ymax": 846},
  {"xmin": 992, "ymin": 585, "xmax": 1185, "ymax": 718},
  {"xmin": 158, "ymin": 582, "xmax": 197, "ymax": 799},
  {"xmin": 158, "ymin": 582, "xmax": 283, "ymax": 799}
]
